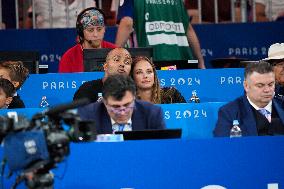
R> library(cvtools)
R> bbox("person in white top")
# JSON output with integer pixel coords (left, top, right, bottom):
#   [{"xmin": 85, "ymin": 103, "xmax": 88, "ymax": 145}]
[
  {"xmin": 255, "ymin": 0, "xmax": 284, "ymax": 21},
  {"xmin": 28, "ymin": 0, "xmax": 96, "ymax": 28}
]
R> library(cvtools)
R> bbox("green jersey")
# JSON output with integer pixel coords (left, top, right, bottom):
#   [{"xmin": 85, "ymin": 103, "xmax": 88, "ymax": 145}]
[{"xmin": 134, "ymin": 0, "xmax": 194, "ymax": 61}]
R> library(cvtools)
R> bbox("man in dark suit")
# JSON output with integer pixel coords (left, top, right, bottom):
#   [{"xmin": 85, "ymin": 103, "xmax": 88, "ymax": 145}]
[
  {"xmin": 214, "ymin": 61, "xmax": 284, "ymax": 137},
  {"xmin": 78, "ymin": 74, "xmax": 165, "ymax": 134}
]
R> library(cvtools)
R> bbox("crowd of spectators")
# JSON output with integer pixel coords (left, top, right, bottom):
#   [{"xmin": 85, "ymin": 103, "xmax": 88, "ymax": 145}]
[{"xmin": 0, "ymin": 0, "xmax": 283, "ymax": 135}]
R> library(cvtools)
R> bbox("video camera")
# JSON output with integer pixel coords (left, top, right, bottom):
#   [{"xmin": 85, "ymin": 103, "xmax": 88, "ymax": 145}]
[{"xmin": 0, "ymin": 98, "xmax": 96, "ymax": 189}]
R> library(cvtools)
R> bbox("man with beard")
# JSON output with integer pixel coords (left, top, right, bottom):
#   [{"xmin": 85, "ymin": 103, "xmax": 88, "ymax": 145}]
[
  {"xmin": 214, "ymin": 61, "xmax": 284, "ymax": 137},
  {"xmin": 73, "ymin": 47, "xmax": 132, "ymax": 103},
  {"xmin": 59, "ymin": 7, "xmax": 116, "ymax": 73},
  {"xmin": 78, "ymin": 74, "xmax": 165, "ymax": 134}
]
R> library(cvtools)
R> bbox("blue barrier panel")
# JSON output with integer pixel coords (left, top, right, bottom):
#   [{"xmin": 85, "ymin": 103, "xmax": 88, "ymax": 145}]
[
  {"xmin": 160, "ymin": 102, "xmax": 225, "ymax": 138},
  {"xmin": 158, "ymin": 68, "xmax": 244, "ymax": 102},
  {"xmin": 1, "ymin": 22, "xmax": 284, "ymax": 71},
  {"xmin": 1, "ymin": 137, "xmax": 283, "ymax": 188},
  {"xmin": 19, "ymin": 72, "xmax": 104, "ymax": 107},
  {"xmin": 18, "ymin": 69, "xmax": 243, "ymax": 107},
  {"xmin": 0, "ymin": 102, "xmax": 225, "ymax": 139}
]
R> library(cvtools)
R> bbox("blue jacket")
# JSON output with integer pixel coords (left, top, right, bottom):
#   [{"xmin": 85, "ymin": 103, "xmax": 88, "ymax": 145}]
[
  {"xmin": 78, "ymin": 100, "xmax": 165, "ymax": 134},
  {"xmin": 214, "ymin": 95, "xmax": 284, "ymax": 137}
]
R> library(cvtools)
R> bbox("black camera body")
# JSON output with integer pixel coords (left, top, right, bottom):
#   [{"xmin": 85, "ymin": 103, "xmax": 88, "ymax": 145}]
[{"xmin": 0, "ymin": 99, "xmax": 96, "ymax": 189}]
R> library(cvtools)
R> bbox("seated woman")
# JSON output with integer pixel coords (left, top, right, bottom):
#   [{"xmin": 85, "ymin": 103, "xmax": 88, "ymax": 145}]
[
  {"xmin": 0, "ymin": 78, "xmax": 15, "ymax": 109},
  {"xmin": 131, "ymin": 56, "xmax": 186, "ymax": 104},
  {"xmin": 0, "ymin": 61, "xmax": 29, "ymax": 108}
]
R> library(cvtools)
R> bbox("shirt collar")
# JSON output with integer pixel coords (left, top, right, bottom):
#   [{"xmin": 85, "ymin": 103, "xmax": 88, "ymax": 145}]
[
  {"xmin": 110, "ymin": 118, "xmax": 132, "ymax": 126},
  {"xmin": 247, "ymin": 96, "xmax": 272, "ymax": 113}
]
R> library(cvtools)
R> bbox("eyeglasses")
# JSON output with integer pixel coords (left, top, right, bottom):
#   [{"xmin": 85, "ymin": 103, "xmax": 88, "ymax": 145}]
[{"xmin": 105, "ymin": 101, "xmax": 135, "ymax": 115}]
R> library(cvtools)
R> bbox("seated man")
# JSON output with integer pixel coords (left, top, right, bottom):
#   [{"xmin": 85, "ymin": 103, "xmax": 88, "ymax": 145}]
[
  {"xmin": 59, "ymin": 7, "xmax": 116, "ymax": 73},
  {"xmin": 263, "ymin": 43, "xmax": 284, "ymax": 98},
  {"xmin": 78, "ymin": 74, "xmax": 165, "ymax": 134},
  {"xmin": 73, "ymin": 47, "xmax": 132, "ymax": 103},
  {"xmin": 214, "ymin": 61, "xmax": 284, "ymax": 137}
]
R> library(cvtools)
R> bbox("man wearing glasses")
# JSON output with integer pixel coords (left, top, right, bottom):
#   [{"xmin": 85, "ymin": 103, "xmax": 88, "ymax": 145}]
[
  {"xmin": 263, "ymin": 43, "xmax": 284, "ymax": 98},
  {"xmin": 78, "ymin": 74, "xmax": 165, "ymax": 134}
]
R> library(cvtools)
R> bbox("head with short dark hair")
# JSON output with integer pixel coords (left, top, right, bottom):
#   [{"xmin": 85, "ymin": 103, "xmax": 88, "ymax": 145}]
[
  {"xmin": 0, "ymin": 78, "xmax": 15, "ymax": 108},
  {"xmin": 0, "ymin": 61, "xmax": 29, "ymax": 90},
  {"xmin": 244, "ymin": 61, "xmax": 274, "ymax": 79},
  {"xmin": 102, "ymin": 74, "xmax": 136, "ymax": 124},
  {"xmin": 102, "ymin": 74, "xmax": 136, "ymax": 100},
  {"xmin": 244, "ymin": 61, "xmax": 275, "ymax": 108}
]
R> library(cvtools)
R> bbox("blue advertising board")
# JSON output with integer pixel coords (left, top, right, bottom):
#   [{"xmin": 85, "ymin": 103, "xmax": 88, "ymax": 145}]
[
  {"xmin": 160, "ymin": 102, "xmax": 225, "ymax": 138},
  {"xmin": 18, "ymin": 69, "xmax": 244, "ymax": 107},
  {"xmin": 1, "ymin": 137, "xmax": 284, "ymax": 189}
]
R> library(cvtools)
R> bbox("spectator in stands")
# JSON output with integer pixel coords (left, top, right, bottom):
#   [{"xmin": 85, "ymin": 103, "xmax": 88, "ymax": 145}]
[
  {"xmin": 263, "ymin": 43, "xmax": 284, "ymax": 97},
  {"xmin": 115, "ymin": 0, "xmax": 205, "ymax": 69},
  {"xmin": 131, "ymin": 56, "xmax": 186, "ymax": 104},
  {"xmin": 255, "ymin": 0, "xmax": 284, "ymax": 21},
  {"xmin": 214, "ymin": 61, "xmax": 284, "ymax": 137},
  {"xmin": 58, "ymin": 7, "xmax": 117, "ymax": 73},
  {"xmin": 73, "ymin": 47, "xmax": 132, "ymax": 103},
  {"xmin": 0, "ymin": 78, "xmax": 16, "ymax": 109},
  {"xmin": 78, "ymin": 74, "xmax": 165, "ymax": 134},
  {"xmin": 0, "ymin": 61, "xmax": 29, "ymax": 108},
  {"xmin": 184, "ymin": 0, "xmax": 242, "ymax": 23},
  {"xmin": 27, "ymin": 0, "xmax": 96, "ymax": 28}
]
